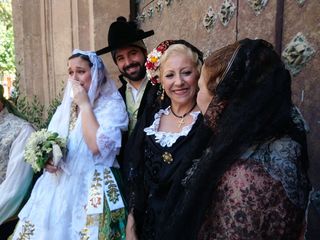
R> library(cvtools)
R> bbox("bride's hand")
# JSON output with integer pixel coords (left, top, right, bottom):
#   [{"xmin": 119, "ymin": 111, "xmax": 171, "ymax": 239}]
[
  {"xmin": 70, "ymin": 79, "xmax": 90, "ymax": 109},
  {"xmin": 44, "ymin": 159, "xmax": 59, "ymax": 173}
]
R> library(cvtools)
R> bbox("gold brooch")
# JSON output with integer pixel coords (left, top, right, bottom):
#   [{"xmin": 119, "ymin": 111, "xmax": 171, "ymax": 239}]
[{"xmin": 162, "ymin": 151, "xmax": 173, "ymax": 164}]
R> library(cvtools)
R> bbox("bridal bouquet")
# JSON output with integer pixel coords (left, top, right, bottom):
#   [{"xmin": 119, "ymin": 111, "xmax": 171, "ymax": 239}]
[{"xmin": 24, "ymin": 129, "xmax": 67, "ymax": 173}]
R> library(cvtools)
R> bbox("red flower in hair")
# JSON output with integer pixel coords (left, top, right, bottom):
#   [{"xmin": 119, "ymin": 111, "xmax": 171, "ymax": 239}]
[{"xmin": 145, "ymin": 40, "xmax": 175, "ymax": 85}]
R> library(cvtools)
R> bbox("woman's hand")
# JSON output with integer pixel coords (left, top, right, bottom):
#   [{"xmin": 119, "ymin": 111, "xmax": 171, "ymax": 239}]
[
  {"xmin": 69, "ymin": 79, "xmax": 100, "ymax": 155},
  {"xmin": 70, "ymin": 79, "xmax": 90, "ymax": 109},
  {"xmin": 44, "ymin": 159, "xmax": 59, "ymax": 173},
  {"xmin": 126, "ymin": 212, "xmax": 138, "ymax": 240}
]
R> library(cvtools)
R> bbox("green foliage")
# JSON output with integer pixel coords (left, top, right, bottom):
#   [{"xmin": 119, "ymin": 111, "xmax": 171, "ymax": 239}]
[
  {"xmin": 16, "ymin": 95, "xmax": 45, "ymax": 128},
  {"xmin": 0, "ymin": 0, "xmax": 61, "ymax": 129},
  {"xmin": 0, "ymin": 0, "xmax": 15, "ymax": 74},
  {"xmin": 43, "ymin": 90, "xmax": 63, "ymax": 128},
  {"xmin": 11, "ymin": 69, "xmax": 63, "ymax": 129},
  {"xmin": 15, "ymin": 90, "xmax": 62, "ymax": 130}
]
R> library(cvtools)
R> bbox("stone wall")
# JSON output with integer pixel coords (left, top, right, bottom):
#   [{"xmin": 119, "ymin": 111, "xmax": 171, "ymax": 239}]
[{"xmin": 11, "ymin": 0, "xmax": 130, "ymax": 106}]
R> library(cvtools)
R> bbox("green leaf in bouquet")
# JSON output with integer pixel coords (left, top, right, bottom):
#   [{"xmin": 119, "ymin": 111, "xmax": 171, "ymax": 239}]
[{"xmin": 43, "ymin": 142, "xmax": 52, "ymax": 149}]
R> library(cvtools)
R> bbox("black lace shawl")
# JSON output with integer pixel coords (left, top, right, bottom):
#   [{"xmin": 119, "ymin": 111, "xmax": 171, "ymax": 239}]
[{"xmin": 155, "ymin": 39, "xmax": 310, "ymax": 240}]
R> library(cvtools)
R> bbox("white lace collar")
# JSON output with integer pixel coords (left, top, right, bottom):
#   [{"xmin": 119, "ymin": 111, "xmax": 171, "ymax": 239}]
[{"xmin": 144, "ymin": 107, "xmax": 200, "ymax": 147}]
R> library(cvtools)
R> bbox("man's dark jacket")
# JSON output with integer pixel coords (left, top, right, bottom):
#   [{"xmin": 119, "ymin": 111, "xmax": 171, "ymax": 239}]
[{"xmin": 117, "ymin": 75, "xmax": 160, "ymax": 170}]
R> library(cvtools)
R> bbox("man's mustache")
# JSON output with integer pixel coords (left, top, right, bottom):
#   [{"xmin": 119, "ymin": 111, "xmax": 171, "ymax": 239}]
[{"xmin": 124, "ymin": 63, "xmax": 141, "ymax": 72}]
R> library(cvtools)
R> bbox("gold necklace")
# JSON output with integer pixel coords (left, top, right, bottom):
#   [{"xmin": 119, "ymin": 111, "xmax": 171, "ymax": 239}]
[
  {"xmin": 69, "ymin": 102, "xmax": 78, "ymax": 131},
  {"xmin": 170, "ymin": 102, "xmax": 197, "ymax": 128}
]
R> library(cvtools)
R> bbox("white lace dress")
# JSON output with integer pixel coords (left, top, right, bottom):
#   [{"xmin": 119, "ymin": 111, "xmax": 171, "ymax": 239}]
[{"xmin": 12, "ymin": 91, "xmax": 128, "ymax": 239}]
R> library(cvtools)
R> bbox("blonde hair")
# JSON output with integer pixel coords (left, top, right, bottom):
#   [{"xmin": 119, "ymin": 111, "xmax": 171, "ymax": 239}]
[{"xmin": 157, "ymin": 44, "xmax": 202, "ymax": 79}]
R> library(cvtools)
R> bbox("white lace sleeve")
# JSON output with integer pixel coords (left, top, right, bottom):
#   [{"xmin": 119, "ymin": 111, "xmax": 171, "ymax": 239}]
[{"xmin": 93, "ymin": 92, "xmax": 128, "ymax": 167}]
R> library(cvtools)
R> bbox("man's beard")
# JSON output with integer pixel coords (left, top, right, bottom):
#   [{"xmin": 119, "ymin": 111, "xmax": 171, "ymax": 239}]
[{"xmin": 121, "ymin": 62, "xmax": 146, "ymax": 82}]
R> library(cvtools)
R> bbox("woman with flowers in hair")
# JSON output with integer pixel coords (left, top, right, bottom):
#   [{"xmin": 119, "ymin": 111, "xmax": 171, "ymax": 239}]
[
  {"xmin": 158, "ymin": 39, "xmax": 310, "ymax": 240},
  {"xmin": 12, "ymin": 50, "xmax": 128, "ymax": 239},
  {"xmin": 123, "ymin": 40, "xmax": 213, "ymax": 240}
]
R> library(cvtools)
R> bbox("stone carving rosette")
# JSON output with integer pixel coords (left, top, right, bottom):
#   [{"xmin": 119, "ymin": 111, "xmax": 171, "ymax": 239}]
[
  {"xmin": 247, "ymin": 0, "xmax": 269, "ymax": 15},
  {"xmin": 165, "ymin": 0, "xmax": 172, "ymax": 6},
  {"xmin": 136, "ymin": 11, "xmax": 146, "ymax": 23},
  {"xmin": 203, "ymin": 6, "xmax": 217, "ymax": 32},
  {"xmin": 295, "ymin": 0, "xmax": 306, "ymax": 6},
  {"xmin": 156, "ymin": 0, "xmax": 164, "ymax": 13},
  {"xmin": 147, "ymin": 6, "xmax": 154, "ymax": 19},
  {"xmin": 219, "ymin": 0, "xmax": 236, "ymax": 26},
  {"xmin": 282, "ymin": 32, "xmax": 316, "ymax": 76}
]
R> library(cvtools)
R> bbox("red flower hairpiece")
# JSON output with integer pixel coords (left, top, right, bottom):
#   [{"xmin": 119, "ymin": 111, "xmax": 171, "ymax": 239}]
[{"xmin": 145, "ymin": 40, "xmax": 174, "ymax": 85}]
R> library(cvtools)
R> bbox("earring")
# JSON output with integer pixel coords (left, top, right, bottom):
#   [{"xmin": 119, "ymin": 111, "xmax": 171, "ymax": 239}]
[{"xmin": 161, "ymin": 87, "xmax": 165, "ymax": 101}]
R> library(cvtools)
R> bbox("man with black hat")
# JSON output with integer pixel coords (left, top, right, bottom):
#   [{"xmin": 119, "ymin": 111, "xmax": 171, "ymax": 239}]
[{"xmin": 96, "ymin": 16, "xmax": 158, "ymax": 134}]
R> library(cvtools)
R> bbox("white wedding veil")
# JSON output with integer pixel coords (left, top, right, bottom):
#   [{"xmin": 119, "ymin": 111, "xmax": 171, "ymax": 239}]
[{"xmin": 48, "ymin": 49, "xmax": 117, "ymax": 138}]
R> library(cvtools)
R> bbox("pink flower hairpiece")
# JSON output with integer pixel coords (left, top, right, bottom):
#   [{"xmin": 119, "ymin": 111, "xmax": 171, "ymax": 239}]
[{"xmin": 145, "ymin": 40, "xmax": 174, "ymax": 85}]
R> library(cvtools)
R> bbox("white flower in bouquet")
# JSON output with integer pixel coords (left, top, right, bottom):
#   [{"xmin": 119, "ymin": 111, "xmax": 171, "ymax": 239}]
[{"xmin": 24, "ymin": 129, "xmax": 67, "ymax": 173}]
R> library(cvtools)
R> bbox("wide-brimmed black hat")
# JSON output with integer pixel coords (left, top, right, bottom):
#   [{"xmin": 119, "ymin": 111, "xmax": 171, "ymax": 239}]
[{"xmin": 96, "ymin": 16, "xmax": 154, "ymax": 56}]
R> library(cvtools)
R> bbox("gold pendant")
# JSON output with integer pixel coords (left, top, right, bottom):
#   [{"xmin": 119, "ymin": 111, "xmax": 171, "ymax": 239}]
[
  {"xmin": 162, "ymin": 151, "xmax": 173, "ymax": 164},
  {"xmin": 177, "ymin": 117, "xmax": 185, "ymax": 128}
]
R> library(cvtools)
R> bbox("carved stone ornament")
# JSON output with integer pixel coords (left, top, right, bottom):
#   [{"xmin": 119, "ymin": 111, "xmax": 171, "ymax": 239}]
[
  {"xmin": 147, "ymin": 6, "xmax": 154, "ymax": 18},
  {"xmin": 165, "ymin": 0, "xmax": 173, "ymax": 6},
  {"xmin": 295, "ymin": 0, "xmax": 306, "ymax": 6},
  {"xmin": 219, "ymin": 0, "xmax": 236, "ymax": 27},
  {"xmin": 156, "ymin": 0, "xmax": 164, "ymax": 13},
  {"xmin": 203, "ymin": 6, "xmax": 217, "ymax": 32},
  {"xmin": 136, "ymin": 11, "xmax": 146, "ymax": 23},
  {"xmin": 247, "ymin": 0, "xmax": 269, "ymax": 15},
  {"xmin": 202, "ymin": 49, "xmax": 212, "ymax": 60},
  {"xmin": 282, "ymin": 32, "xmax": 316, "ymax": 76}
]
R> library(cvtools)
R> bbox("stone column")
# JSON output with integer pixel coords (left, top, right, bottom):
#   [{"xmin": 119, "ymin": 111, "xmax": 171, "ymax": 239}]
[{"xmin": 11, "ymin": 0, "xmax": 130, "ymax": 106}]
